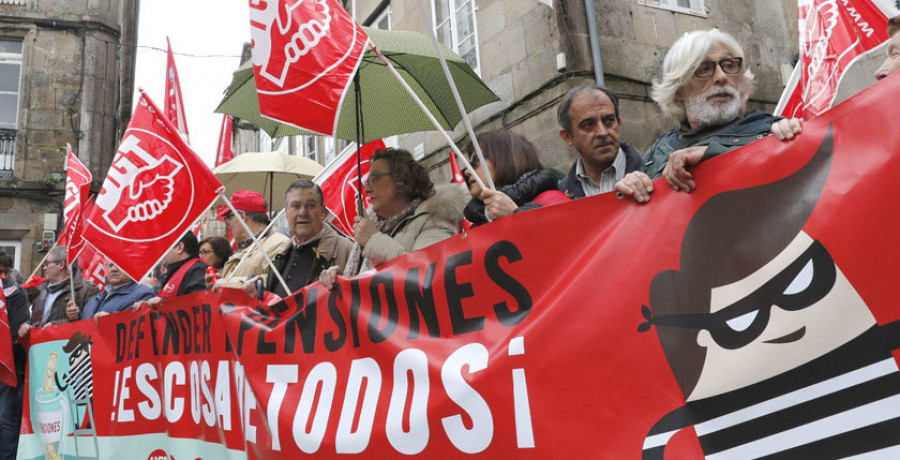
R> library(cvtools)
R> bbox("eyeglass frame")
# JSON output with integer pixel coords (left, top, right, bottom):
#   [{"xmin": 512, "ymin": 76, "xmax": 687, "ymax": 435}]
[
  {"xmin": 364, "ymin": 171, "xmax": 392, "ymax": 187},
  {"xmin": 693, "ymin": 57, "xmax": 744, "ymax": 79}
]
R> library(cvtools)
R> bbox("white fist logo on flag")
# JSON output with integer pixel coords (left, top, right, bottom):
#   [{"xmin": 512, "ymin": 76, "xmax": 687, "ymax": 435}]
[
  {"xmin": 250, "ymin": 0, "xmax": 333, "ymax": 88},
  {"xmin": 95, "ymin": 134, "xmax": 182, "ymax": 232}
]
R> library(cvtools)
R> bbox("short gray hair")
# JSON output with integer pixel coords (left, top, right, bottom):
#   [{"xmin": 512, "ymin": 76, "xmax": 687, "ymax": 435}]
[
  {"xmin": 651, "ymin": 29, "xmax": 754, "ymax": 121},
  {"xmin": 48, "ymin": 246, "xmax": 67, "ymax": 268}
]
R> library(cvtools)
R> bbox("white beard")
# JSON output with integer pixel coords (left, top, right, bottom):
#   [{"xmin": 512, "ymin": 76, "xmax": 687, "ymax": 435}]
[{"xmin": 683, "ymin": 86, "xmax": 743, "ymax": 130}]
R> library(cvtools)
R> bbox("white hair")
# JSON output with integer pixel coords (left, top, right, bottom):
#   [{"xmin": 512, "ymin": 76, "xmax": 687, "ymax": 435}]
[{"xmin": 651, "ymin": 29, "xmax": 755, "ymax": 121}]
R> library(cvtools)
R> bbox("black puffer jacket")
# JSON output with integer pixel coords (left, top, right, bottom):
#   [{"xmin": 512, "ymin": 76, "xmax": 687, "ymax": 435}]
[{"xmin": 464, "ymin": 170, "xmax": 560, "ymax": 227}]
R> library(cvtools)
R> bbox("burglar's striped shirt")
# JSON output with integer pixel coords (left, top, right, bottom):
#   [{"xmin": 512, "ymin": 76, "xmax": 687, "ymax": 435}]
[{"xmin": 643, "ymin": 324, "xmax": 900, "ymax": 459}]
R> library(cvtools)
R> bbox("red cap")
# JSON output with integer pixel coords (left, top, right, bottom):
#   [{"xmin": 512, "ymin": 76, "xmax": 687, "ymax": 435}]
[
  {"xmin": 22, "ymin": 275, "xmax": 45, "ymax": 288},
  {"xmin": 217, "ymin": 190, "xmax": 267, "ymax": 221}
]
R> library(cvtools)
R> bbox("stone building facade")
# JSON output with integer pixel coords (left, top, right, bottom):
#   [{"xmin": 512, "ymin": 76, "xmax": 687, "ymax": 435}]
[
  {"xmin": 0, "ymin": 0, "xmax": 138, "ymax": 275},
  {"xmin": 348, "ymin": 0, "xmax": 799, "ymax": 183}
]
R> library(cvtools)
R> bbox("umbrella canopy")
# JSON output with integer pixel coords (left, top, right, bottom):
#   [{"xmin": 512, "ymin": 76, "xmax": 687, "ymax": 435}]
[
  {"xmin": 213, "ymin": 151, "xmax": 323, "ymax": 211},
  {"xmin": 215, "ymin": 27, "xmax": 500, "ymax": 142}
]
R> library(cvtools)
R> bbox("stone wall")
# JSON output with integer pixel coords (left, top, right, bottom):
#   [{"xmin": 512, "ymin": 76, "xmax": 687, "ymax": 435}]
[
  {"xmin": 0, "ymin": 0, "xmax": 136, "ymax": 274},
  {"xmin": 352, "ymin": 0, "xmax": 798, "ymax": 183}
]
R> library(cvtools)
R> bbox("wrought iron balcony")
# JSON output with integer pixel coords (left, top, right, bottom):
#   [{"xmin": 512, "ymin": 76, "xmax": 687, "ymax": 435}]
[{"xmin": 0, "ymin": 128, "xmax": 14, "ymax": 179}]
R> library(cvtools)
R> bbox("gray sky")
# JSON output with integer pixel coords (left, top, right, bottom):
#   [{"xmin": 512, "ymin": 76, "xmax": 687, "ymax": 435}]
[{"xmin": 133, "ymin": 0, "xmax": 250, "ymax": 166}]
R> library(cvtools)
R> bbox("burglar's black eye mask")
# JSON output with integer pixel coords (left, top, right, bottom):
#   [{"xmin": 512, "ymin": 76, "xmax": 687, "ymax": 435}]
[{"xmin": 639, "ymin": 240, "xmax": 836, "ymax": 349}]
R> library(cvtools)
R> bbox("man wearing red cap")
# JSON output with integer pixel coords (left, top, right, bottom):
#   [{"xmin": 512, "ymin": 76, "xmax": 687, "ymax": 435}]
[{"xmin": 215, "ymin": 190, "xmax": 289, "ymax": 286}]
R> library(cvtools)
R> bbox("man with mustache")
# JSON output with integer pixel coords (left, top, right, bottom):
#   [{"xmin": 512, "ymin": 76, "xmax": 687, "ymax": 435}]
[
  {"xmin": 557, "ymin": 84, "xmax": 643, "ymax": 199},
  {"xmin": 615, "ymin": 29, "xmax": 782, "ymax": 203}
]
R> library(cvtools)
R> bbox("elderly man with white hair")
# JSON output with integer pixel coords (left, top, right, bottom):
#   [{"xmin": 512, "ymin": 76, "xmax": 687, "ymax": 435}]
[{"xmin": 615, "ymin": 29, "xmax": 783, "ymax": 203}]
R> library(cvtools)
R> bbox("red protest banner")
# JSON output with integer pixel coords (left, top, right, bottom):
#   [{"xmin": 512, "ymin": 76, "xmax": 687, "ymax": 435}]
[
  {"xmin": 0, "ymin": 287, "xmax": 14, "ymax": 387},
  {"xmin": 165, "ymin": 37, "xmax": 190, "ymax": 138},
  {"xmin": 59, "ymin": 144, "xmax": 92, "ymax": 266},
  {"xmin": 776, "ymin": 0, "xmax": 894, "ymax": 118},
  {"xmin": 83, "ymin": 92, "xmax": 224, "ymax": 282},
  {"xmin": 18, "ymin": 75, "xmax": 900, "ymax": 458},
  {"xmin": 248, "ymin": 0, "xmax": 369, "ymax": 135},
  {"xmin": 316, "ymin": 139, "xmax": 385, "ymax": 236}
]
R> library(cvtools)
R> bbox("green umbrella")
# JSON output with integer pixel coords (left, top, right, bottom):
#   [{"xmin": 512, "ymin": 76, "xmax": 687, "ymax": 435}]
[{"xmin": 214, "ymin": 27, "xmax": 500, "ymax": 142}]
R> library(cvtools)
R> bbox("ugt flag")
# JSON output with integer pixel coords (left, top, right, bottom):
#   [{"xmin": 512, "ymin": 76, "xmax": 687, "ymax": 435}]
[
  {"xmin": 59, "ymin": 144, "xmax": 92, "ymax": 266},
  {"xmin": 775, "ymin": 0, "xmax": 895, "ymax": 118},
  {"xmin": 248, "ymin": 0, "xmax": 369, "ymax": 135},
  {"xmin": 316, "ymin": 139, "xmax": 384, "ymax": 236},
  {"xmin": 0, "ymin": 287, "xmax": 14, "ymax": 387},
  {"xmin": 77, "ymin": 242, "xmax": 109, "ymax": 291},
  {"xmin": 83, "ymin": 91, "xmax": 223, "ymax": 282},
  {"xmin": 164, "ymin": 37, "xmax": 190, "ymax": 138}
]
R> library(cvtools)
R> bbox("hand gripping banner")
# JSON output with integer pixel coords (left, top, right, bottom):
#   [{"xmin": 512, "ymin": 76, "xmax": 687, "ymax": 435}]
[{"xmin": 18, "ymin": 75, "xmax": 900, "ymax": 458}]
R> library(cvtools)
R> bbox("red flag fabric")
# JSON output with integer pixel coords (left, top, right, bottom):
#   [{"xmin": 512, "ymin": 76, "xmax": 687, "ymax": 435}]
[
  {"xmin": 83, "ymin": 91, "xmax": 223, "ymax": 282},
  {"xmin": 164, "ymin": 37, "xmax": 190, "ymax": 138},
  {"xmin": 59, "ymin": 144, "xmax": 92, "ymax": 266},
  {"xmin": 0, "ymin": 287, "xmax": 14, "ymax": 387},
  {"xmin": 248, "ymin": 0, "xmax": 369, "ymax": 135},
  {"xmin": 215, "ymin": 114, "xmax": 235, "ymax": 167},
  {"xmin": 775, "ymin": 0, "xmax": 894, "ymax": 118},
  {"xmin": 77, "ymin": 243, "xmax": 108, "ymax": 291},
  {"xmin": 316, "ymin": 139, "xmax": 385, "ymax": 236}
]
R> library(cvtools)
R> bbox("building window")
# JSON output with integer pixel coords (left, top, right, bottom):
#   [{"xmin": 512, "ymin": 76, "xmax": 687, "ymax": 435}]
[
  {"xmin": 433, "ymin": 0, "xmax": 480, "ymax": 74},
  {"xmin": 638, "ymin": 0, "xmax": 707, "ymax": 17},
  {"xmin": 304, "ymin": 135, "xmax": 318, "ymax": 161},
  {"xmin": 373, "ymin": 6, "xmax": 391, "ymax": 30},
  {"xmin": 0, "ymin": 40, "xmax": 21, "ymax": 179},
  {"xmin": 0, "ymin": 240, "xmax": 22, "ymax": 273}
]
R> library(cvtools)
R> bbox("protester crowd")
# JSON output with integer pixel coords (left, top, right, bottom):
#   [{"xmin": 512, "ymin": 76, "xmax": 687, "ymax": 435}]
[{"xmin": 1, "ymin": 22, "xmax": 899, "ymax": 458}]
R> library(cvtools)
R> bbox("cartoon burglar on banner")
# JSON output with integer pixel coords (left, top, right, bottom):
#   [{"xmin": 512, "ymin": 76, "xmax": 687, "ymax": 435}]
[
  {"xmin": 639, "ymin": 127, "xmax": 900, "ymax": 458},
  {"xmin": 54, "ymin": 331, "xmax": 94, "ymax": 430}
]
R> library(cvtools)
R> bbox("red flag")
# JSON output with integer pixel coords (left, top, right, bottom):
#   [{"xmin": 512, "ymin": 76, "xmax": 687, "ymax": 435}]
[
  {"xmin": 316, "ymin": 139, "xmax": 384, "ymax": 236},
  {"xmin": 0, "ymin": 287, "xmax": 14, "ymax": 387},
  {"xmin": 448, "ymin": 150, "xmax": 473, "ymax": 231},
  {"xmin": 59, "ymin": 144, "xmax": 92, "ymax": 265},
  {"xmin": 214, "ymin": 114, "xmax": 235, "ymax": 167},
  {"xmin": 164, "ymin": 37, "xmax": 190, "ymax": 138},
  {"xmin": 775, "ymin": 0, "xmax": 895, "ymax": 119},
  {"xmin": 83, "ymin": 91, "xmax": 224, "ymax": 281},
  {"xmin": 248, "ymin": 0, "xmax": 369, "ymax": 135},
  {"xmin": 77, "ymin": 243, "xmax": 108, "ymax": 290}
]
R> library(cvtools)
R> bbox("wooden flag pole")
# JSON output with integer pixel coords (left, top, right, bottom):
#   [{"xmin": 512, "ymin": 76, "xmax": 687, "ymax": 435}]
[{"xmin": 219, "ymin": 194, "xmax": 291, "ymax": 296}]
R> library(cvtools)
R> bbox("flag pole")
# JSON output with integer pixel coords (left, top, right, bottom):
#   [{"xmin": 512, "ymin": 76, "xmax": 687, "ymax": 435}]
[
  {"xmin": 414, "ymin": 0, "xmax": 495, "ymax": 191},
  {"xmin": 219, "ymin": 193, "xmax": 291, "ymax": 296},
  {"xmin": 28, "ymin": 242, "xmax": 58, "ymax": 280},
  {"xmin": 226, "ymin": 208, "xmax": 285, "ymax": 277},
  {"xmin": 370, "ymin": 44, "xmax": 489, "ymax": 193}
]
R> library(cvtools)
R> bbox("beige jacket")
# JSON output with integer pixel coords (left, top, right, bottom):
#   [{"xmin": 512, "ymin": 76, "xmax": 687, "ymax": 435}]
[
  {"xmin": 220, "ymin": 228, "xmax": 290, "ymax": 286},
  {"xmin": 361, "ymin": 184, "xmax": 468, "ymax": 266}
]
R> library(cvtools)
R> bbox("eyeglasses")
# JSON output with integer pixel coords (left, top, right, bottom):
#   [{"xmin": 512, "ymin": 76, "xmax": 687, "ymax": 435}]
[
  {"xmin": 364, "ymin": 171, "xmax": 392, "ymax": 187},
  {"xmin": 43, "ymin": 260, "xmax": 61, "ymax": 267},
  {"xmin": 199, "ymin": 249, "xmax": 214, "ymax": 256},
  {"xmin": 694, "ymin": 57, "xmax": 743, "ymax": 78},
  {"xmin": 643, "ymin": 240, "xmax": 836, "ymax": 349},
  {"xmin": 287, "ymin": 201, "xmax": 320, "ymax": 212}
]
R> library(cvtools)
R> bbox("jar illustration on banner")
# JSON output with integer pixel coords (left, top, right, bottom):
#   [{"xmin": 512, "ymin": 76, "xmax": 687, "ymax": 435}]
[{"xmin": 33, "ymin": 352, "xmax": 70, "ymax": 460}]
